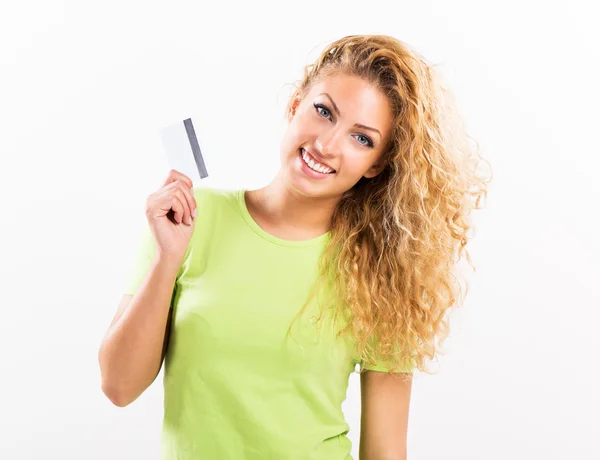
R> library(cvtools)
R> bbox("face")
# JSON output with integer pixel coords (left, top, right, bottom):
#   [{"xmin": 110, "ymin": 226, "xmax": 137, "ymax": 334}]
[{"xmin": 279, "ymin": 72, "xmax": 394, "ymax": 200}]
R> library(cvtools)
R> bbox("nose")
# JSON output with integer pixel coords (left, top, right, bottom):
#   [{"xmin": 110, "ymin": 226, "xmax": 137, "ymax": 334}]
[{"xmin": 315, "ymin": 127, "xmax": 341, "ymax": 158}]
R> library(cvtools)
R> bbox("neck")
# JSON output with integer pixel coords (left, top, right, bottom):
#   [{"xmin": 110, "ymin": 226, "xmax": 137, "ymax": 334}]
[{"xmin": 249, "ymin": 170, "xmax": 340, "ymax": 238}]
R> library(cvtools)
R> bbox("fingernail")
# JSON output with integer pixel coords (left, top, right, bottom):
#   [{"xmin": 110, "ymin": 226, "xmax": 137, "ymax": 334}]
[{"xmin": 192, "ymin": 208, "xmax": 197, "ymax": 218}]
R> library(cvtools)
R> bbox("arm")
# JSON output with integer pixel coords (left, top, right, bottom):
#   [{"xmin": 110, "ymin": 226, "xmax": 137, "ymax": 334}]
[
  {"xmin": 359, "ymin": 370, "xmax": 413, "ymax": 460},
  {"xmin": 98, "ymin": 254, "xmax": 180, "ymax": 407}
]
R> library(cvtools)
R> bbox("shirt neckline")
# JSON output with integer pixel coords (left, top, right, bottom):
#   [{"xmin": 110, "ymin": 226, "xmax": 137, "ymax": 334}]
[{"xmin": 236, "ymin": 189, "xmax": 331, "ymax": 248}]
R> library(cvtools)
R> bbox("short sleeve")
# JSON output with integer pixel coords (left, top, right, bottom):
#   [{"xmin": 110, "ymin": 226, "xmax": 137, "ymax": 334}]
[
  {"xmin": 122, "ymin": 185, "xmax": 210, "ymax": 297},
  {"xmin": 360, "ymin": 357, "xmax": 414, "ymax": 374},
  {"xmin": 359, "ymin": 334, "xmax": 415, "ymax": 374},
  {"xmin": 122, "ymin": 221, "xmax": 157, "ymax": 296}
]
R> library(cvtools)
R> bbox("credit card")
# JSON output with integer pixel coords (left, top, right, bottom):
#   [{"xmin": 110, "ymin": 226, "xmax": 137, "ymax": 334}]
[{"xmin": 160, "ymin": 118, "xmax": 209, "ymax": 183}]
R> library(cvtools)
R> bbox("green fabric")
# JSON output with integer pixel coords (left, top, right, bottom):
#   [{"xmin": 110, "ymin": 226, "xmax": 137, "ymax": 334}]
[{"xmin": 123, "ymin": 186, "xmax": 408, "ymax": 459}]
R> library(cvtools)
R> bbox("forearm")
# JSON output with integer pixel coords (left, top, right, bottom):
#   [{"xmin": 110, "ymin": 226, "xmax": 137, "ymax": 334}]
[{"xmin": 99, "ymin": 255, "xmax": 181, "ymax": 406}]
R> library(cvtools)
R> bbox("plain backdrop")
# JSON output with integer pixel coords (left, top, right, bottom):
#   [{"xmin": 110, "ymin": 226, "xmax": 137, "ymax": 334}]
[{"xmin": 1, "ymin": 1, "xmax": 599, "ymax": 459}]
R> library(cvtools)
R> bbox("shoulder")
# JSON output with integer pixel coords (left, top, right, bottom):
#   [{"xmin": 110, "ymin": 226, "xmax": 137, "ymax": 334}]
[
  {"xmin": 191, "ymin": 185, "xmax": 244, "ymax": 221},
  {"xmin": 192, "ymin": 185, "xmax": 239, "ymax": 207}
]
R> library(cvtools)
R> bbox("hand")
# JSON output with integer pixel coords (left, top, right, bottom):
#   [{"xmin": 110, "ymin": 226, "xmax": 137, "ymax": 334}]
[{"xmin": 145, "ymin": 169, "xmax": 197, "ymax": 263}]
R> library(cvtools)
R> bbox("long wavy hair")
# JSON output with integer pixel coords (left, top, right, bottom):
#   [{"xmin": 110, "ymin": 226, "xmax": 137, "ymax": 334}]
[{"xmin": 284, "ymin": 35, "xmax": 492, "ymax": 376}]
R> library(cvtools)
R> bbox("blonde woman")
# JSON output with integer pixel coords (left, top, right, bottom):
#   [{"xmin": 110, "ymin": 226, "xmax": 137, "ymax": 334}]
[{"xmin": 99, "ymin": 34, "xmax": 490, "ymax": 459}]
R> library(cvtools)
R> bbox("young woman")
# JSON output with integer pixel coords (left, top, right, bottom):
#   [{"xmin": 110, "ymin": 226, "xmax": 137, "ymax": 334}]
[{"xmin": 99, "ymin": 34, "xmax": 490, "ymax": 459}]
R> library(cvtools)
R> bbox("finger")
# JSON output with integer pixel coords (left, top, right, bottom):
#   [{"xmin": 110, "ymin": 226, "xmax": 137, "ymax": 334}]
[
  {"xmin": 163, "ymin": 169, "xmax": 193, "ymax": 189},
  {"xmin": 169, "ymin": 195, "xmax": 186, "ymax": 224},
  {"xmin": 164, "ymin": 180, "xmax": 194, "ymax": 223},
  {"xmin": 176, "ymin": 181, "xmax": 197, "ymax": 219},
  {"xmin": 172, "ymin": 187, "xmax": 192, "ymax": 225},
  {"xmin": 164, "ymin": 179, "xmax": 193, "ymax": 196},
  {"xmin": 153, "ymin": 191, "xmax": 184, "ymax": 221}
]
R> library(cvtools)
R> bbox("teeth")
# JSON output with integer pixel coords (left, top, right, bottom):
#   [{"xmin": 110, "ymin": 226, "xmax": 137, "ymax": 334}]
[{"xmin": 302, "ymin": 149, "xmax": 334, "ymax": 174}]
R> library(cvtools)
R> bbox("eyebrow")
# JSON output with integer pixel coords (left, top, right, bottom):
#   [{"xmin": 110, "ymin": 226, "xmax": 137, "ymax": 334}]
[{"xmin": 321, "ymin": 92, "xmax": 382, "ymax": 138}]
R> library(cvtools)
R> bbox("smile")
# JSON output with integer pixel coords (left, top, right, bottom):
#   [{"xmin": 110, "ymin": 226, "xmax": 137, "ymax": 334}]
[{"xmin": 299, "ymin": 148, "xmax": 336, "ymax": 174}]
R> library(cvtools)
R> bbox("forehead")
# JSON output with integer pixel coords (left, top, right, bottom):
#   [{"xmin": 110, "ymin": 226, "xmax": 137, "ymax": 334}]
[{"xmin": 306, "ymin": 73, "xmax": 393, "ymax": 129}]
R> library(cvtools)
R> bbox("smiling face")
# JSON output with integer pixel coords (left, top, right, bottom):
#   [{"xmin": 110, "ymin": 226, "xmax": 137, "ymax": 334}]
[{"xmin": 279, "ymin": 72, "xmax": 394, "ymax": 199}]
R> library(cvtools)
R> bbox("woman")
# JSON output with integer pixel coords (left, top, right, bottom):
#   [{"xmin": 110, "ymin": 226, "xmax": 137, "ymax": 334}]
[{"xmin": 99, "ymin": 34, "xmax": 490, "ymax": 459}]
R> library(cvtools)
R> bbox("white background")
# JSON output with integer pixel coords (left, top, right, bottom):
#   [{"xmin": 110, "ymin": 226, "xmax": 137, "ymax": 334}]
[{"xmin": 1, "ymin": 1, "xmax": 599, "ymax": 459}]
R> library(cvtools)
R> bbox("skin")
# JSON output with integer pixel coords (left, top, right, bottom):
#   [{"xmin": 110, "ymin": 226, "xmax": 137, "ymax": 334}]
[
  {"xmin": 245, "ymin": 72, "xmax": 391, "ymax": 240},
  {"xmin": 245, "ymin": 72, "xmax": 412, "ymax": 459}
]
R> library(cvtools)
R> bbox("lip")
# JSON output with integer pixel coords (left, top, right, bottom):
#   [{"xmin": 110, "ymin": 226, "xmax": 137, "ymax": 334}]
[
  {"xmin": 301, "ymin": 148, "xmax": 336, "ymax": 172},
  {"xmin": 298, "ymin": 149, "xmax": 335, "ymax": 179}
]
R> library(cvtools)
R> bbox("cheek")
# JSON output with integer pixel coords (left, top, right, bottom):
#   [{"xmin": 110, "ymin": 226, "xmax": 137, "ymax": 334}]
[
  {"xmin": 340, "ymin": 154, "xmax": 377, "ymax": 181},
  {"xmin": 281, "ymin": 127, "xmax": 307, "ymax": 157},
  {"xmin": 279, "ymin": 129, "xmax": 303, "ymax": 166},
  {"xmin": 339, "ymin": 151, "xmax": 362, "ymax": 172},
  {"xmin": 289, "ymin": 113, "xmax": 318, "ymax": 140},
  {"xmin": 287, "ymin": 123, "xmax": 306, "ymax": 143}
]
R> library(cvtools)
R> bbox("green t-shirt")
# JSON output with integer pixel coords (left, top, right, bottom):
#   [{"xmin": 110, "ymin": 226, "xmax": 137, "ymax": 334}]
[{"xmin": 123, "ymin": 186, "xmax": 406, "ymax": 459}]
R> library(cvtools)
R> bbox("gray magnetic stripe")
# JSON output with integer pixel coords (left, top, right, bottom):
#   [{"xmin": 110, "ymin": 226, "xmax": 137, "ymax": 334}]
[{"xmin": 183, "ymin": 118, "xmax": 209, "ymax": 179}]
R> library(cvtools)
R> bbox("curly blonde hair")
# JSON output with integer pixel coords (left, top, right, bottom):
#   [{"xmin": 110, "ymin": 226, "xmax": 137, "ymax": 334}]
[{"xmin": 285, "ymin": 35, "xmax": 492, "ymax": 376}]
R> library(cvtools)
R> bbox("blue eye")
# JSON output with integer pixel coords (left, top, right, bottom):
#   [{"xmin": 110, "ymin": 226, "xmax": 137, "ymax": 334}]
[
  {"xmin": 355, "ymin": 134, "xmax": 374, "ymax": 148},
  {"xmin": 314, "ymin": 103, "xmax": 331, "ymax": 119},
  {"xmin": 313, "ymin": 103, "xmax": 375, "ymax": 149}
]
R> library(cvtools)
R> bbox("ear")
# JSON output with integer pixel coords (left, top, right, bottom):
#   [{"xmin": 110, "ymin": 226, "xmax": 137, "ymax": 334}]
[
  {"xmin": 288, "ymin": 94, "xmax": 302, "ymax": 121},
  {"xmin": 363, "ymin": 158, "xmax": 388, "ymax": 179}
]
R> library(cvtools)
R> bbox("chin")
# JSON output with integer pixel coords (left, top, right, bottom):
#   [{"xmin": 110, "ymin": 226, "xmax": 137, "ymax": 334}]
[{"xmin": 290, "ymin": 178, "xmax": 343, "ymax": 201}]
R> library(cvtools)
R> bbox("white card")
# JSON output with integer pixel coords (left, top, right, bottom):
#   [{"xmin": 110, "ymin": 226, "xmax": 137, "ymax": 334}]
[{"xmin": 160, "ymin": 118, "xmax": 209, "ymax": 184}]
